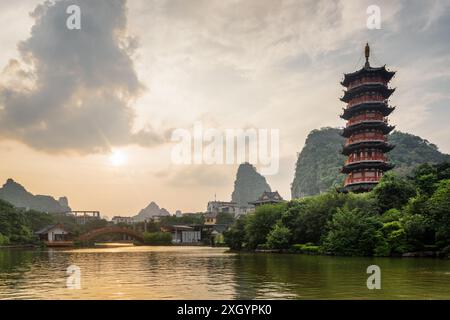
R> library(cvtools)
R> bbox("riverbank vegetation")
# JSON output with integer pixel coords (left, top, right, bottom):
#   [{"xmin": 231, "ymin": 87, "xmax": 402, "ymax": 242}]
[
  {"xmin": 0, "ymin": 200, "xmax": 108, "ymax": 246},
  {"xmin": 143, "ymin": 231, "xmax": 172, "ymax": 245},
  {"xmin": 224, "ymin": 162, "xmax": 450, "ymax": 257}
]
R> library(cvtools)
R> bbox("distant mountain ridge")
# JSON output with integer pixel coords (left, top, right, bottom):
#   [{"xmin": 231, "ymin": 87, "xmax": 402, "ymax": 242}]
[
  {"xmin": 133, "ymin": 201, "xmax": 171, "ymax": 222},
  {"xmin": 0, "ymin": 178, "xmax": 71, "ymax": 213},
  {"xmin": 291, "ymin": 128, "xmax": 450, "ymax": 198},
  {"xmin": 231, "ymin": 163, "xmax": 272, "ymax": 207}
]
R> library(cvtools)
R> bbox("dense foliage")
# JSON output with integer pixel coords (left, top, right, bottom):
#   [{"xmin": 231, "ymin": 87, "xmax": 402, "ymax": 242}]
[
  {"xmin": 159, "ymin": 213, "xmax": 205, "ymax": 226},
  {"xmin": 0, "ymin": 199, "xmax": 108, "ymax": 245},
  {"xmin": 226, "ymin": 162, "xmax": 450, "ymax": 257},
  {"xmin": 143, "ymin": 232, "xmax": 172, "ymax": 245},
  {"xmin": 291, "ymin": 128, "xmax": 450, "ymax": 198}
]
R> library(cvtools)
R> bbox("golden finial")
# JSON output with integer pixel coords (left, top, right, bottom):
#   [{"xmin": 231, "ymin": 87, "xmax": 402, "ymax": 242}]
[{"xmin": 365, "ymin": 43, "xmax": 370, "ymax": 67}]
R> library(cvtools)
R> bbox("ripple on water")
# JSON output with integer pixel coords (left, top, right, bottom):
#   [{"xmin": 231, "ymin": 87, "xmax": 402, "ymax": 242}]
[{"xmin": 1, "ymin": 247, "xmax": 450, "ymax": 299}]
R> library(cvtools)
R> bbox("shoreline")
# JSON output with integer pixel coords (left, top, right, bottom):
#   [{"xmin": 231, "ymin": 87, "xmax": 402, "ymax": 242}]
[
  {"xmin": 229, "ymin": 248, "xmax": 449, "ymax": 259},
  {"xmin": 2, "ymin": 244, "xmax": 448, "ymax": 259},
  {"xmin": 0, "ymin": 244, "xmax": 39, "ymax": 249}
]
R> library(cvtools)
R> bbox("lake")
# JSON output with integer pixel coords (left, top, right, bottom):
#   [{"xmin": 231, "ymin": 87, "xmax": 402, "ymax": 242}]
[{"xmin": 1, "ymin": 245, "xmax": 450, "ymax": 299}]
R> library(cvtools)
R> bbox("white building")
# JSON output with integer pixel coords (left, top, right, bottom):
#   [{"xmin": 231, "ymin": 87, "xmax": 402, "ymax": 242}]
[
  {"xmin": 112, "ymin": 216, "xmax": 134, "ymax": 224},
  {"xmin": 35, "ymin": 224, "xmax": 70, "ymax": 242},
  {"xmin": 206, "ymin": 200, "xmax": 253, "ymax": 217}
]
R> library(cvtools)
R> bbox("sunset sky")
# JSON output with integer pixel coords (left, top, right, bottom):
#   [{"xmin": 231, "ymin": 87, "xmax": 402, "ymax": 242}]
[{"xmin": 1, "ymin": 0, "xmax": 449, "ymax": 217}]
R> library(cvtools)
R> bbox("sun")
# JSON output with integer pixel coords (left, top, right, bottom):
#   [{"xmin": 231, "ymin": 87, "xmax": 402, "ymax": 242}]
[{"xmin": 109, "ymin": 150, "xmax": 128, "ymax": 167}]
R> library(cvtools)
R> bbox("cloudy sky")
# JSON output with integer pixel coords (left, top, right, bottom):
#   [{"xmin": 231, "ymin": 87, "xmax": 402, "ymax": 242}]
[{"xmin": 0, "ymin": 0, "xmax": 449, "ymax": 217}]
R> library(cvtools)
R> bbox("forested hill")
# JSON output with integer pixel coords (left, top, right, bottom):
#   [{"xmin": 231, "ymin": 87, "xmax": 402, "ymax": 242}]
[{"xmin": 291, "ymin": 128, "xmax": 450, "ymax": 198}]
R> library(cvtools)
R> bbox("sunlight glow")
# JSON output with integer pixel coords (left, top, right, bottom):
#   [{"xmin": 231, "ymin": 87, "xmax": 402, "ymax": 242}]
[{"xmin": 109, "ymin": 150, "xmax": 128, "ymax": 167}]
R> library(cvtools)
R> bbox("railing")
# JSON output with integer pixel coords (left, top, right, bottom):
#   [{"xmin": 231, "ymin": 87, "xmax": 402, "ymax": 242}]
[
  {"xmin": 347, "ymin": 95, "xmax": 385, "ymax": 108},
  {"xmin": 345, "ymin": 155, "xmax": 387, "ymax": 165},
  {"xmin": 347, "ymin": 76, "xmax": 388, "ymax": 90},
  {"xmin": 344, "ymin": 176, "xmax": 381, "ymax": 185},
  {"xmin": 347, "ymin": 114, "xmax": 386, "ymax": 126},
  {"xmin": 345, "ymin": 134, "xmax": 386, "ymax": 146}
]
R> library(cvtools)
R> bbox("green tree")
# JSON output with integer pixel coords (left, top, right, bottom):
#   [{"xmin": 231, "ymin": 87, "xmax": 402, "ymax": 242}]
[
  {"xmin": 322, "ymin": 208, "xmax": 383, "ymax": 256},
  {"xmin": 402, "ymin": 213, "xmax": 431, "ymax": 251},
  {"xmin": 223, "ymin": 216, "xmax": 247, "ymax": 250},
  {"xmin": 216, "ymin": 212, "xmax": 235, "ymax": 226},
  {"xmin": 0, "ymin": 233, "xmax": 10, "ymax": 246},
  {"xmin": 280, "ymin": 191, "xmax": 347, "ymax": 245},
  {"xmin": 0, "ymin": 200, "xmax": 36, "ymax": 244},
  {"xmin": 266, "ymin": 224, "xmax": 291, "ymax": 249},
  {"xmin": 143, "ymin": 231, "xmax": 172, "ymax": 245},
  {"xmin": 381, "ymin": 208, "xmax": 403, "ymax": 223},
  {"xmin": 160, "ymin": 213, "xmax": 204, "ymax": 226},
  {"xmin": 412, "ymin": 163, "xmax": 438, "ymax": 195},
  {"xmin": 375, "ymin": 221, "xmax": 407, "ymax": 256},
  {"xmin": 245, "ymin": 204, "xmax": 285, "ymax": 249},
  {"xmin": 373, "ymin": 173, "xmax": 416, "ymax": 213},
  {"xmin": 427, "ymin": 179, "xmax": 450, "ymax": 248}
]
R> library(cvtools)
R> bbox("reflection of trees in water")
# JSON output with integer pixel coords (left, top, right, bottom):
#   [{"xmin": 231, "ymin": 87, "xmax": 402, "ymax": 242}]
[
  {"xmin": 0, "ymin": 248, "xmax": 74, "ymax": 294},
  {"xmin": 0, "ymin": 249, "xmax": 44, "ymax": 290},
  {"xmin": 231, "ymin": 253, "xmax": 309, "ymax": 299},
  {"xmin": 231, "ymin": 254, "xmax": 373, "ymax": 299},
  {"xmin": 142, "ymin": 249, "xmax": 238, "ymax": 298},
  {"xmin": 0, "ymin": 249, "xmax": 36, "ymax": 273}
]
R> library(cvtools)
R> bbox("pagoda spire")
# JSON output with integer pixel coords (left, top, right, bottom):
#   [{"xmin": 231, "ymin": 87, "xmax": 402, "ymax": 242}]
[{"xmin": 364, "ymin": 43, "xmax": 370, "ymax": 68}]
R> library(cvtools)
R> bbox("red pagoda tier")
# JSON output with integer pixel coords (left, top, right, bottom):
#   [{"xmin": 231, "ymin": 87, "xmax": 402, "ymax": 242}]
[{"xmin": 340, "ymin": 44, "xmax": 396, "ymax": 192}]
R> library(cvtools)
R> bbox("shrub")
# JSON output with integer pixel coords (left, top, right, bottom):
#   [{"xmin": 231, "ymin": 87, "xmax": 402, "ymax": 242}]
[
  {"xmin": 223, "ymin": 216, "xmax": 247, "ymax": 250},
  {"xmin": 322, "ymin": 208, "xmax": 383, "ymax": 256},
  {"xmin": 428, "ymin": 179, "xmax": 450, "ymax": 248},
  {"xmin": 143, "ymin": 232, "xmax": 172, "ymax": 245},
  {"xmin": 291, "ymin": 243, "xmax": 321, "ymax": 254},
  {"xmin": 281, "ymin": 191, "xmax": 347, "ymax": 245},
  {"xmin": 245, "ymin": 204, "xmax": 285, "ymax": 249},
  {"xmin": 0, "ymin": 233, "xmax": 10, "ymax": 246},
  {"xmin": 266, "ymin": 224, "xmax": 291, "ymax": 249},
  {"xmin": 375, "ymin": 221, "xmax": 408, "ymax": 256},
  {"xmin": 373, "ymin": 173, "xmax": 416, "ymax": 213}
]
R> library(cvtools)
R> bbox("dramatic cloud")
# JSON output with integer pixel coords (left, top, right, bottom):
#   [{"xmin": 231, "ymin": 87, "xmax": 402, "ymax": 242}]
[{"xmin": 0, "ymin": 0, "xmax": 165, "ymax": 153}]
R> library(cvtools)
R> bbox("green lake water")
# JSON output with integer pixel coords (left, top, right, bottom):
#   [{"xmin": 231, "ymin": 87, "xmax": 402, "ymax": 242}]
[{"xmin": 0, "ymin": 246, "xmax": 449, "ymax": 299}]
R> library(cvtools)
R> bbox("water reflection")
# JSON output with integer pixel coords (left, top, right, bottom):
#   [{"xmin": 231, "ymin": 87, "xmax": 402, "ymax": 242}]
[{"xmin": 0, "ymin": 246, "xmax": 449, "ymax": 299}]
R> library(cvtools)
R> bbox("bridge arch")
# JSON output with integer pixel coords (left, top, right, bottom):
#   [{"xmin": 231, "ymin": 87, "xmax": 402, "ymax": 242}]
[{"xmin": 77, "ymin": 227, "xmax": 144, "ymax": 243}]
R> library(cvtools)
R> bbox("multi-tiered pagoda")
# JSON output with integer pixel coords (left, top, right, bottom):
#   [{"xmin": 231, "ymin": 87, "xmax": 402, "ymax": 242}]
[{"xmin": 340, "ymin": 43, "xmax": 396, "ymax": 192}]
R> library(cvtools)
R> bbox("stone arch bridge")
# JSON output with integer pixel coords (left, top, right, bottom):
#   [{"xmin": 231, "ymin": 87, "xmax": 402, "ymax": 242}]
[{"xmin": 77, "ymin": 226, "xmax": 144, "ymax": 243}]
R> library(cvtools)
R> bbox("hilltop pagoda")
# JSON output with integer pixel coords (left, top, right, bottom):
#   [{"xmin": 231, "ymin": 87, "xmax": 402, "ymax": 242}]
[{"xmin": 340, "ymin": 43, "xmax": 396, "ymax": 192}]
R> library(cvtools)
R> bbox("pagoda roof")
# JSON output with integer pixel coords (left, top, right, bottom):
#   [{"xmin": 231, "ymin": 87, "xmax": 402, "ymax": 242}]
[
  {"xmin": 250, "ymin": 191, "xmax": 285, "ymax": 205},
  {"xmin": 341, "ymin": 85, "xmax": 395, "ymax": 102},
  {"xmin": 341, "ymin": 161, "xmax": 394, "ymax": 173},
  {"xmin": 341, "ymin": 104, "xmax": 395, "ymax": 120},
  {"xmin": 341, "ymin": 65, "xmax": 395, "ymax": 87},
  {"xmin": 342, "ymin": 182, "xmax": 378, "ymax": 193},
  {"xmin": 341, "ymin": 122, "xmax": 395, "ymax": 138},
  {"xmin": 342, "ymin": 141, "xmax": 395, "ymax": 155}
]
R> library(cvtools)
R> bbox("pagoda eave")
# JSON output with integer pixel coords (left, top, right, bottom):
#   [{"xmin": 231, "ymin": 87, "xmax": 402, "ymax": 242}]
[
  {"xmin": 341, "ymin": 87, "xmax": 395, "ymax": 103},
  {"xmin": 342, "ymin": 141, "xmax": 395, "ymax": 155},
  {"xmin": 341, "ymin": 65, "xmax": 395, "ymax": 87},
  {"xmin": 341, "ymin": 123, "xmax": 395, "ymax": 138},
  {"xmin": 341, "ymin": 104, "xmax": 395, "ymax": 120},
  {"xmin": 341, "ymin": 161, "xmax": 394, "ymax": 174},
  {"xmin": 342, "ymin": 182, "xmax": 378, "ymax": 193}
]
